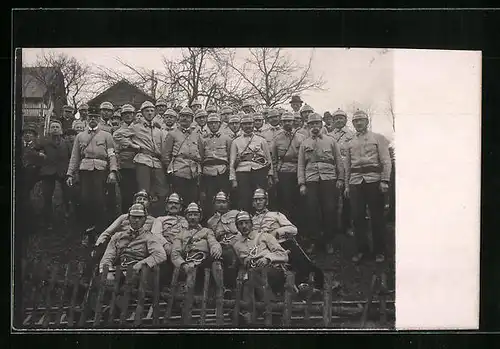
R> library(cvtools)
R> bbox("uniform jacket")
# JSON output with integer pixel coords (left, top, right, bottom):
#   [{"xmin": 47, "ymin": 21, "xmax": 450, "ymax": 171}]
[
  {"xmin": 151, "ymin": 215, "xmax": 189, "ymax": 254},
  {"xmin": 99, "ymin": 226, "xmax": 167, "ymax": 272},
  {"xmin": 67, "ymin": 127, "xmax": 118, "ymax": 175},
  {"xmin": 96, "ymin": 214, "xmax": 158, "ymax": 245},
  {"xmin": 251, "ymin": 209, "xmax": 298, "ymax": 243},
  {"xmin": 297, "ymin": 133, "xmax": 345, "ymax": 185},
  {"xmin": 112, "ymin": 123, "xmax": 138, "ymax": 169},
  {"xmin": 324, "ymin": 127, "xmax": 355, "ymax": 158},
  {"xmin": 271, "ymin": 129, "xmax": 306, "ymax": 174},
  {"xmin": 231, "ymin": 230, "xmax": 289, "ymax": 267},
  {"xmin": 170, "ymin": 225, "xmax": 221, "ymax": 267},
  {"xmin": 206, "ymin": 210, "xmax": 240, "ymax": 243},
  {"xmin": 229, "ymin": 133, "xmax": 273, "ymax": 181},
  {"xmin": 200, "ymin": 132, "xmax": 232, "ymax": 176},
  {"xmin": 35, "ymin": 135, "xmax": 72, "ymax": 177},
  {"xmin": 165, "ymin": 128, "xmax": 203, "ymax": 179},
  {"xmin": 345, "ymin": 130, "xmax": 392, "ymax": 185},
  {"xmin": 22, "ymin": 140, "xmax": 44, "ymax": 169}
]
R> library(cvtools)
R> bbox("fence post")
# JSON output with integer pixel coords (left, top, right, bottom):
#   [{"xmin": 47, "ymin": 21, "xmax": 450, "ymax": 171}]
[
  {"xmin": 93, "ymin": 265, "xmax": 109, "ymax": 327},
  {"xmin": 67, "ymin": 261, "xmax": 84, "ymax": 327},
  {"xmin": 304, "ymin": 272, "xmax": 315, "ymax": 326},
  {"xmin": 212, "ymin": 261, "xmax": 224, "ymax": 326},
  {"xmin": 152, "ymin": 266, "xmax": 160, "ymax": 326},
  {"xmin": 200, "ymin": 268, "xmax": 211, "ymax": 326},
  {"xmin": 119, "ymin": 265, "xmax": 135, "ymax": 326},
  {"xmin": 322, "ymin": 271, "xmax": 333, "ymax": 327},
  {"xmin": 78, "ymin": 266, "xmax": 98, "ymax": 328},
  {"xmin": 134, "ymin": 264, "xmax": 149, "ymax": 327},
  {"xmin": 379, "ymin": 271, "xmax": 388, "ymax": 326},
  {"xmin": 106, "ymin": 264, "xmax": 122, "ymax": 326},
  {"xmin": 360, "ymin": 273, "xmax": 378, "ymax": 327},
  {"xmin": 249, "ymin": 269, "xmax": 257, "ymax": 325},
  {"xmin": 182, "ymin": 267, "xmax": 196, "ymax": 325},
  {"xmin": 42, "ymin": 265, "xmax": 59, "ymax": 328},
  {"xmin": 281, "ymin": 271, "xmax": 295, "ymax": 327},
  {"xmin": 232, "ymin": 269, "xmax": 245, "ymax": 326},
  {"xmin": 164, "ymin": 267, "xmax": 180, "ymax": 324},
  {"xmin": 262, "ymin": 268, "xmax": 273, "ymax": 326},
  {"xmin": 54, "ymin": 263, "xmax": 71, "ymax": 327},
  {"xmin": 24, "ymin": 259, "xmax": 46, "ymax": 326}
]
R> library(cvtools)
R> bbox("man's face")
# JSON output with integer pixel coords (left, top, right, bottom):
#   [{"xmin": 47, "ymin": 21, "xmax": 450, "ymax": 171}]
[
  {"xmin": 179, "ymin": 114, "xmax": 193, "ymax": 129},
  {"xmin": 79, "ymin": 110, "xmax": 88, "ymax": 119},
  {"xmin": 88, "ymin": 115, "xmax": 99, "ymax": 128},
  {"xmin": 110, "ymin": 118, "xmax": 121, "ymax": 132},
  {"xmin": 23, "ymin": 131, "xmax": 35, "ymax": 143},
  {"xmin": 254, "ymin": 119, "xmax": 264, "ymax": 129},
  {"xmin": 252, "ymin": 198, "xmax": 267, "ymax": 211},
  {"xmin": 229, "ymin": 121, "xmax": 240, "ymax": 133},
  {"xmin": 309, "ymin": 121, "xmax": 323, "ymax": 135},
  {"xmin": 221, "ymin": 113, "xmax": 231, "ymax": 124},
  {"xmin": 167, "ymin": 201, "xmax": 181, "ymax": 215},
  {"xmin": 301, "ymin": 111, "xmax": 312, "ymax": 123},
  {"xmin": 164, "ymin": 114, "xmax": 177, "ymax": 127},
  {"xmin": 63, "ymin": 110, "xmax": 73, "ymax": 119},
  {"xmin": 268, "ymin": 115, "xmax": 280, "ymax": 127},
  {"xmin": 282, "ymin": 120, "xmax": 294, "ymax": 132},
  {"xmin": 101, "ymin": 109, "xmax": 113, "ymax": 120},
  {"xmin": 207, "ymin": 121, "xmax": 221, "ymax": 133},
  {"xmin": 333, "ymin": 116, "xmax": 347, "ymax": 129},
  {"xmin": 130, "ymin": 215, "xmax": 146, "ymax": 230},
  {"xmin": 195, "ymin": 116, "xmax": 207, "ymax": 127},
  {"xmin": 214, "ymin": 199, "xmax": 229, "ymax": 213},
  {"xmin": 290, "ymin": 102, "xmax": 302, "ymax": 112},
  {"xmin": 156, "ymin": 105, "xmax": 167, "ymax": 115},
  {"xmin": 241, "ymin": 122, "xmax": 254, "ymax": 134},
  {"xmin": 122, "ymin": 112, "xmax": 134, "ymax": 125},
  {"xmin": 323, "ymin": 115, "xmax": 333, "ymax": 127},
  {"xmin": 67, "ymin": 134, "xmax": 76, "ymax": 143},
  {"xmin": 135, "ymin": 196, "xmax": 150, "ymax": 209},
  {"xmin": 49, "ymin": 122, "xmax": 62, "ymax": 135},
  {"xmin": 142, "ymin": 107, "xmax": 156, "ymax": 121},
  {"xmin": 74, "ymin": 124, "xmax": 85, "ymax": 133},
  {"xmin": 353, "ymin": 118, "xmax": 369, "ymax": 132},
  {"xmin": 186, "ymin": 212, "xmax": 201, "ymax": 226},
  {"xmin": 242, "ymin": 106, "xmax": 252, "ymax": 114},
  {"xmin": 192, "ymin": 104, "xmax": 201, "ymax": 113},
  {"xmin": 236, "ymin": 220, "xmax": 253, "ymax": 236},
  {"xmin": 293, "ymin": 118, "xmax": 303, "ymax": 129}
]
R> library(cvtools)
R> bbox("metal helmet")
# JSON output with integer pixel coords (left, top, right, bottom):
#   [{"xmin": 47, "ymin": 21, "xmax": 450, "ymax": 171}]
[
  {"xmin": 140, "ymin": 101, "xmax": 155, "ymax": 111},
  {"xmin": 235, "ymin": 211, "xmax": 252, "ymax": 223},
  {"xmin": 99, "ymin": 101, "xmax": 114, "ymax": 110},
  {"xmin": 185, "ymin": 202, "xmax": 202, "ymax": 214},
  {"xmin": 213, "ymin": 191, "xmax": 229, "ymax": 202},
  {"xmin": 166, "ymin": 193, "xmax": 183, "ymax": 205},
  {"xmin": 307, "ymin": 112, "xmax": 323, "ymax": 124},
  {"xmin": 352, "ymin": 109, "xmax": 369, "ymax": 120},
  {"xmin": 129, "ymin": 203, "xmax": 147, "ymax": 217},
  {"xmin": 253, "ymin": 188, "xmax": 268, "ymax": 200}
]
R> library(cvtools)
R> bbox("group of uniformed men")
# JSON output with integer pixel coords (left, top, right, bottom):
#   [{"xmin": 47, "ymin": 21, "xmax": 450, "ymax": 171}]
[{"xmin": 21, "ymin": 94, "xmax": 393, "ymax": 293}]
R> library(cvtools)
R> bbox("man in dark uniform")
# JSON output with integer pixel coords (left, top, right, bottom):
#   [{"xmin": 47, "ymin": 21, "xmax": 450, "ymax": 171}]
[
  {"xmin": 60, "ymin": 105, "xmax": 75, "ymax": 134},
  {"xmin": 66, "ymin": 112, "xmax": 118, "ymax": 246},
  {"xmin": 298, "ymin": 113, "xmax": 345, "ymax": 255},
  {"xmin": 345, "ymin": 110, "xmax": 391, "ymax": 263}
]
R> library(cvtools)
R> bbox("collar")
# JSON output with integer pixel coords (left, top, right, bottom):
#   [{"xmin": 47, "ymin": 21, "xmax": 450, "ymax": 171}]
[
  {"xmin": 255, "ymin": 208, "xmax": 269, "ymax": 215},
  {"xmin": 181, "ymin": 127, "xmax": 191, "ymax": 134},
  {"xmin": 188, "ymin": 224, "xmax": 202, "ymax": 230},
  {"xmin": 356, "ymin": 129, "xmax": 368, "ymax": 136},
  {"xmin": 311, "ymin": 133, "xmax": 323, "ymax": 140},
  {"xmin": 243, "ymin": 132, "xmax": 253, "ymax": 138},
  {"xmin": 88, "ymin": 126, "xmax": 99, "ymax": 133},
  {"xmin": 210, "ymin": 132, "xmax": 221, "ymax": 138},
  {"xmin": 270, "ymin": 125, "xmax": 281, "ymax": 131},
  {"xmin": 128, "ymin": 227, "xmax": 143, "ymax": 238}
]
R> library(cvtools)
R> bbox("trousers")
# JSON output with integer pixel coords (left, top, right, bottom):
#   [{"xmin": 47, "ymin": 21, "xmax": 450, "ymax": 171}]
[
  {"xmin": 280, "ymin": 239, "xmax": 324, "ymax": 289},
  {"xmin": 40, "ymin": 174, "xmax": 70, "ymax": 224},
  {"xmin": 235, "ymin": 167, "xmax": 268, "ymax": 213},
  {"xmin": 170, "ymin": 176, "xmax": 199, "ymax": 208},
  {"xmin": 201, "ymin": 173, "xmax": 230, "ymax": 220},
  {"xmin": 119, "ymin": 168, "xmax": 137, "ymax": 214},
  {"xmin": 276, "ymin": 172, "xmax": 301, "ymax": 227},
  {"xmin": 80, "ymin": 170, "xmax": 108, "ymax": 232}
]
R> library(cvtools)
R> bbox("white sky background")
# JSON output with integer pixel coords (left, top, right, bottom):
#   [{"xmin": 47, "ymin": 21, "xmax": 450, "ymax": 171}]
[{"xmin": 22, "ymin": 47, "xmax": 394, "ymax": 140}]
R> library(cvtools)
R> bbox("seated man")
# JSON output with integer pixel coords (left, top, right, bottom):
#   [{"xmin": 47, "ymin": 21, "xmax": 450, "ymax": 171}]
[
  {"xmin": 170, "ymin": 202, "xmax": 222, "ymax": 292},
  {"xmin": 231, "ymin": 210, "xmax": 289, "ymax": 318},
  {"xmin": 99, "ymin": 203, "xmax": 167, "ymax": 280},
  {"xmin": 251, "ymin": 188, "xmax": 325, "ymax": 291},
  {"xmin": 151, "ymin": 193, "xmax": 189, "ymax": 256},
  {"xmin": 206, "ymin": 191, "xmax": 241, "ymax": 294},
  {"xmin": 94, "ymin": 190, "xmax": 158, "ymax": 249}
]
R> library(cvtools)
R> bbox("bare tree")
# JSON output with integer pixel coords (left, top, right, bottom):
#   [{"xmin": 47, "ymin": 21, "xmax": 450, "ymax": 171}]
[
  {"xmin": 32, "ymin": 52, "xmax": 93, "ymax": 110},
  {"xmin": 387, "ymin": 95, "xmax": 395, "ymax": 132},
  {"xmin": 216, "ymin": 48, "xmax": 326, "ymax": 107}
]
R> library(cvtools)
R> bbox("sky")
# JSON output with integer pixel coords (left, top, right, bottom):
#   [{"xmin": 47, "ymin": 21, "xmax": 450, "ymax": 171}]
[{"xmin": 22, "ymin": 47, "xmax": 394, "ymax": 139}]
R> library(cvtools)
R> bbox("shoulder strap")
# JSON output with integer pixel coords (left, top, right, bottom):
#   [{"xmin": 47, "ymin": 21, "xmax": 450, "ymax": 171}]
[
  {"xmin": 81, "ymin": 131, "xmax": 99, "ymax": 155},
  {"xmin": 277, "ymin": 129, "xmax": 299, "ymax": 172},
  {"xmin": 240, "ymin": 134, "xmax": 255, "ymax": 154}
]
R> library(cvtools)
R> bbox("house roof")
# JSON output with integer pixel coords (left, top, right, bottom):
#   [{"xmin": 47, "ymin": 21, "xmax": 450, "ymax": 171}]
[
  {"xmin": 22, "ymin": 67, "xmax": 62, "ymax": 99},
  {"xmin": 88, "ymin": 79, "xmax": 152, "ymax": 109}
]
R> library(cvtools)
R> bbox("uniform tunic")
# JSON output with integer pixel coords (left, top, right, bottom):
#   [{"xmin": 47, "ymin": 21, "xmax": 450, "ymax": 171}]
[
  {"xmin": 206, "ymin": 210, "xmax": 240, "ymax": 243},
  {"xmin": 99, "ymin": 227, "xmax": 167, "ymax": 272},
  {"xmin": 170, "ymin": 225, "xmax": 221, "ymax": 268},
  {"xmin": 96, "ymin": 214, "xmax": 158, "ymax": 245},
  {"xmin": 231, "ymin": 230, "xmax": 289, "ymax": 267},
  {"xmin": 251, "ymin": 209, "xmax": 298, "ymax": 243},
  {"xmin": 271, "ymin": 130, "xmax": 305, "ymax": 174},
  {"xmin": 151, "ymin": 215, "xmax": 189, "ymax": 254},
  {"xmin": 165, "ymin": 128, "xmax": 203, "ymax": 179},
  {"xmin": 229, "ymin": 133, "xmax": 273, "ymax": 181}
]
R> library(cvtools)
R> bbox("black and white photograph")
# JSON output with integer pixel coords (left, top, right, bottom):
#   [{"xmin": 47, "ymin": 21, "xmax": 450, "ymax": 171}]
[{"xmin": 14, "ymin": 47, "xmax": 397, "ymax": 329}]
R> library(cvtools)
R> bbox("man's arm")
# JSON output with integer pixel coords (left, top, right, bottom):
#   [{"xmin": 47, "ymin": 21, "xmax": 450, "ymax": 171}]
[
  {"xmin": 377, "ymin": 134, "xmax": 392, "ymax": 182},
  {"xmin": 332, "ymin": 139, "xmax": 345, "ymax": 181},
  {"xmin": 151, "ymin": 218, "xmax": 163, "ymax": 237},
  {"xmin": 67, "ymin": 134, "xmax": 81, "ymax": 176},
  {"xmin": 206, "ymin": 229, "xmax": 222, "ymax": 254},
  {"xmin": 261, "ymin": 139, "xmax": 273, "ymax": 177},
  {"xmin": 105, "ymin": 133, "xmax": 118, "ymax": 172},
  {"xmin": 162, "ymin": 133, "xmax": 175, "ymax": 170},
  {"xmin": 95, "ymin": 214, "xmax": 127, "ymax": 245},
  {"xmin": 140, "ymin": 236, "xmax": 168, "ymax": 268},
  {"xmin": 99, "ymin": 237, "xmax": 118, "ymax": 273},
  {"xmin": 170, "ymin": 236, "xmax": 186, "ymax": 268},
  {"xmin": 297, "ymin": 143, "xmax": 306, "ymax": 185},
  {"xmin": 271, "ymin": 213, "xmax": 298, "ymax": 240},
  {"xmin": 264, "ymin": 234, "xmax": 289, "ymax": 263},
  {"xmin": 229, "ymin": 140, "xmax": 238, "ymax": 181}
]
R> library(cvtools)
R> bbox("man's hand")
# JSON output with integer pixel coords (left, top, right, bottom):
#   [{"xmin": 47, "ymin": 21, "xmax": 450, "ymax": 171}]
[
  {"xmin": 131, "ymin": 143, "xmax": 140, "ymax": 150},
  {"xmin": 133, "ymin": 261, "xmax": 145, "ymax": 272},
  {"xmin": 267, "ymin": 175, "xmax": 274, "ymax": 188},
  {"xmin": 211, "ymin": 246, "xmax": 222, "ymax": 259},
  {"xmin": 107, "ymin": 171, "xmax": 117, "ymax": 184},
  {"xmin": 254, "ymin": 256, "xmax": 271, "ymax": 268},
  {"xmin": 299, "ymin": 184, "xmax": 307, "ymax": 196},
  {"xmin": 336, "ymin": 179, "xmax": 344, "ymax": 190},
  {"xmin": 380, "ymin": 181, "xmax": 389, "ymax": 193},
  {"xmin": 344, "ymin": 186, "xmax": 350, "ymax": 199},
  {"xmin": 66, "ymin": 176, "xmax": 73, "ymax": 187},
  {"xmin": 231, "ymin": 179, "xmax": 238, "ymax": 189}
]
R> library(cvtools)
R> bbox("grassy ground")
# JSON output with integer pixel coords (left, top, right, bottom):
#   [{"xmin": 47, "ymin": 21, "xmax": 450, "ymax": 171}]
[{"xmin": 19, "ymin": 181, "xmax": 395, "ymax": 326}]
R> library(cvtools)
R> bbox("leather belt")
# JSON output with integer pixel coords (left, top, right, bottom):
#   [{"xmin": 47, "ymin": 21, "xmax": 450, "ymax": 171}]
[{"xmin": 351, "ymin": 165, "xmax": 382, "ymax": 174}]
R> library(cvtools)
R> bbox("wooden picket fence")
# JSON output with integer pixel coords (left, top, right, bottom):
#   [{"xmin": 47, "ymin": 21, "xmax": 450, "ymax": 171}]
[{"xmin": 17, "ymin": 259, "xmax": 394, "ymax": 329}]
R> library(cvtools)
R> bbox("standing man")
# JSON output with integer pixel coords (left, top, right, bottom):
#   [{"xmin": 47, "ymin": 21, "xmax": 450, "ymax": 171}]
[
  {"xmin": 227, "ymin": 114, "xmax": 242, "ymax": 140},
  {"xmin": 162, "ymin": 108, "xmax": 178, "ymax": 133},
  {"xmin": 322, "ymin": 111, "xmax": 334, "ymax": 134},
  {"xmin": 73, "ymin": 103, "xmax": 89, "ymax": 130},
  {"xmin": 296, "ymin": 104, "xmax": 314, "ymax": 138},
  {"xmin": 200, "ymin": 113, "xmax": 232, "ymax": 219},
  {"xmin": 219, "ymin": 106, "xmax": 233, "ymax": 136},
  {"xmin": 114, "ymin": 101, "xmax": 168, "ymax": 217},
  {"xmin": 327, "ymin": 109, "xmax": 355, "ymax": 235},
  {"xmin": 229, "ymin": 114, "xmax": 273, "ymax": 213},
  {"xmin": 293, "ymin": 112, "xmax": 303, "ymax": 131},
  {"xmin": 112, "ymin": 104, "xmax": 138, "ymax": 214},
  {"xmin": 289, "ymin": 95, "xmax": 303, "ymax": 113},
  {"xmin": 60, "ymin": 105, "xmax": 75, "ymax": 133},
  {"xmin": 66, "ymin": 112, "xmax": 118, "ymax": 246},
  {"xmin": 345, "ymin": 110, "xmax": 391, "ymax": 263},
  {"xmin": 72, "ymin": 120, "xmax": 86, "ymax": 134},
  {"xmin": 206, "ymin": 103, "xmax": 217, "ymax": 114},
  {"xmin": 190, "ymin": 98, "xmax": 202, "ymax": 114},
  {"xmin": 271, "ymin": 112, "xmax": 306, "ymax": 225},
  {"xmin": 153, "ymin": 99, "xmax": 168, "ymax": 129},
  {"xmin": 253, "ymin": 112, "xmax": 266, "ymax": 137},
  {"xmin": 98, "ymin": 102, "xmax": 114, "ymax": 133},
  {"xmin": 241, "ymin": 101, "xmax": 255, "ymax": 114},
  {"xmin": 193, "ymin": 109, "xmax": 209, "ymax": 137},
  {"xmin": 36, "ymin": 120, "xmax": 72, "ymax": 229},
  {"xmin": 165, "ymin": 106, "xmax": 203, "ymax": 206},
  {"xmin": 298, "ymin": 113, "xmax": 345, "ymax": 255},
  {"xmin": 261, "ymin": 109, "xmax": 282, "ymax": 209}
]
